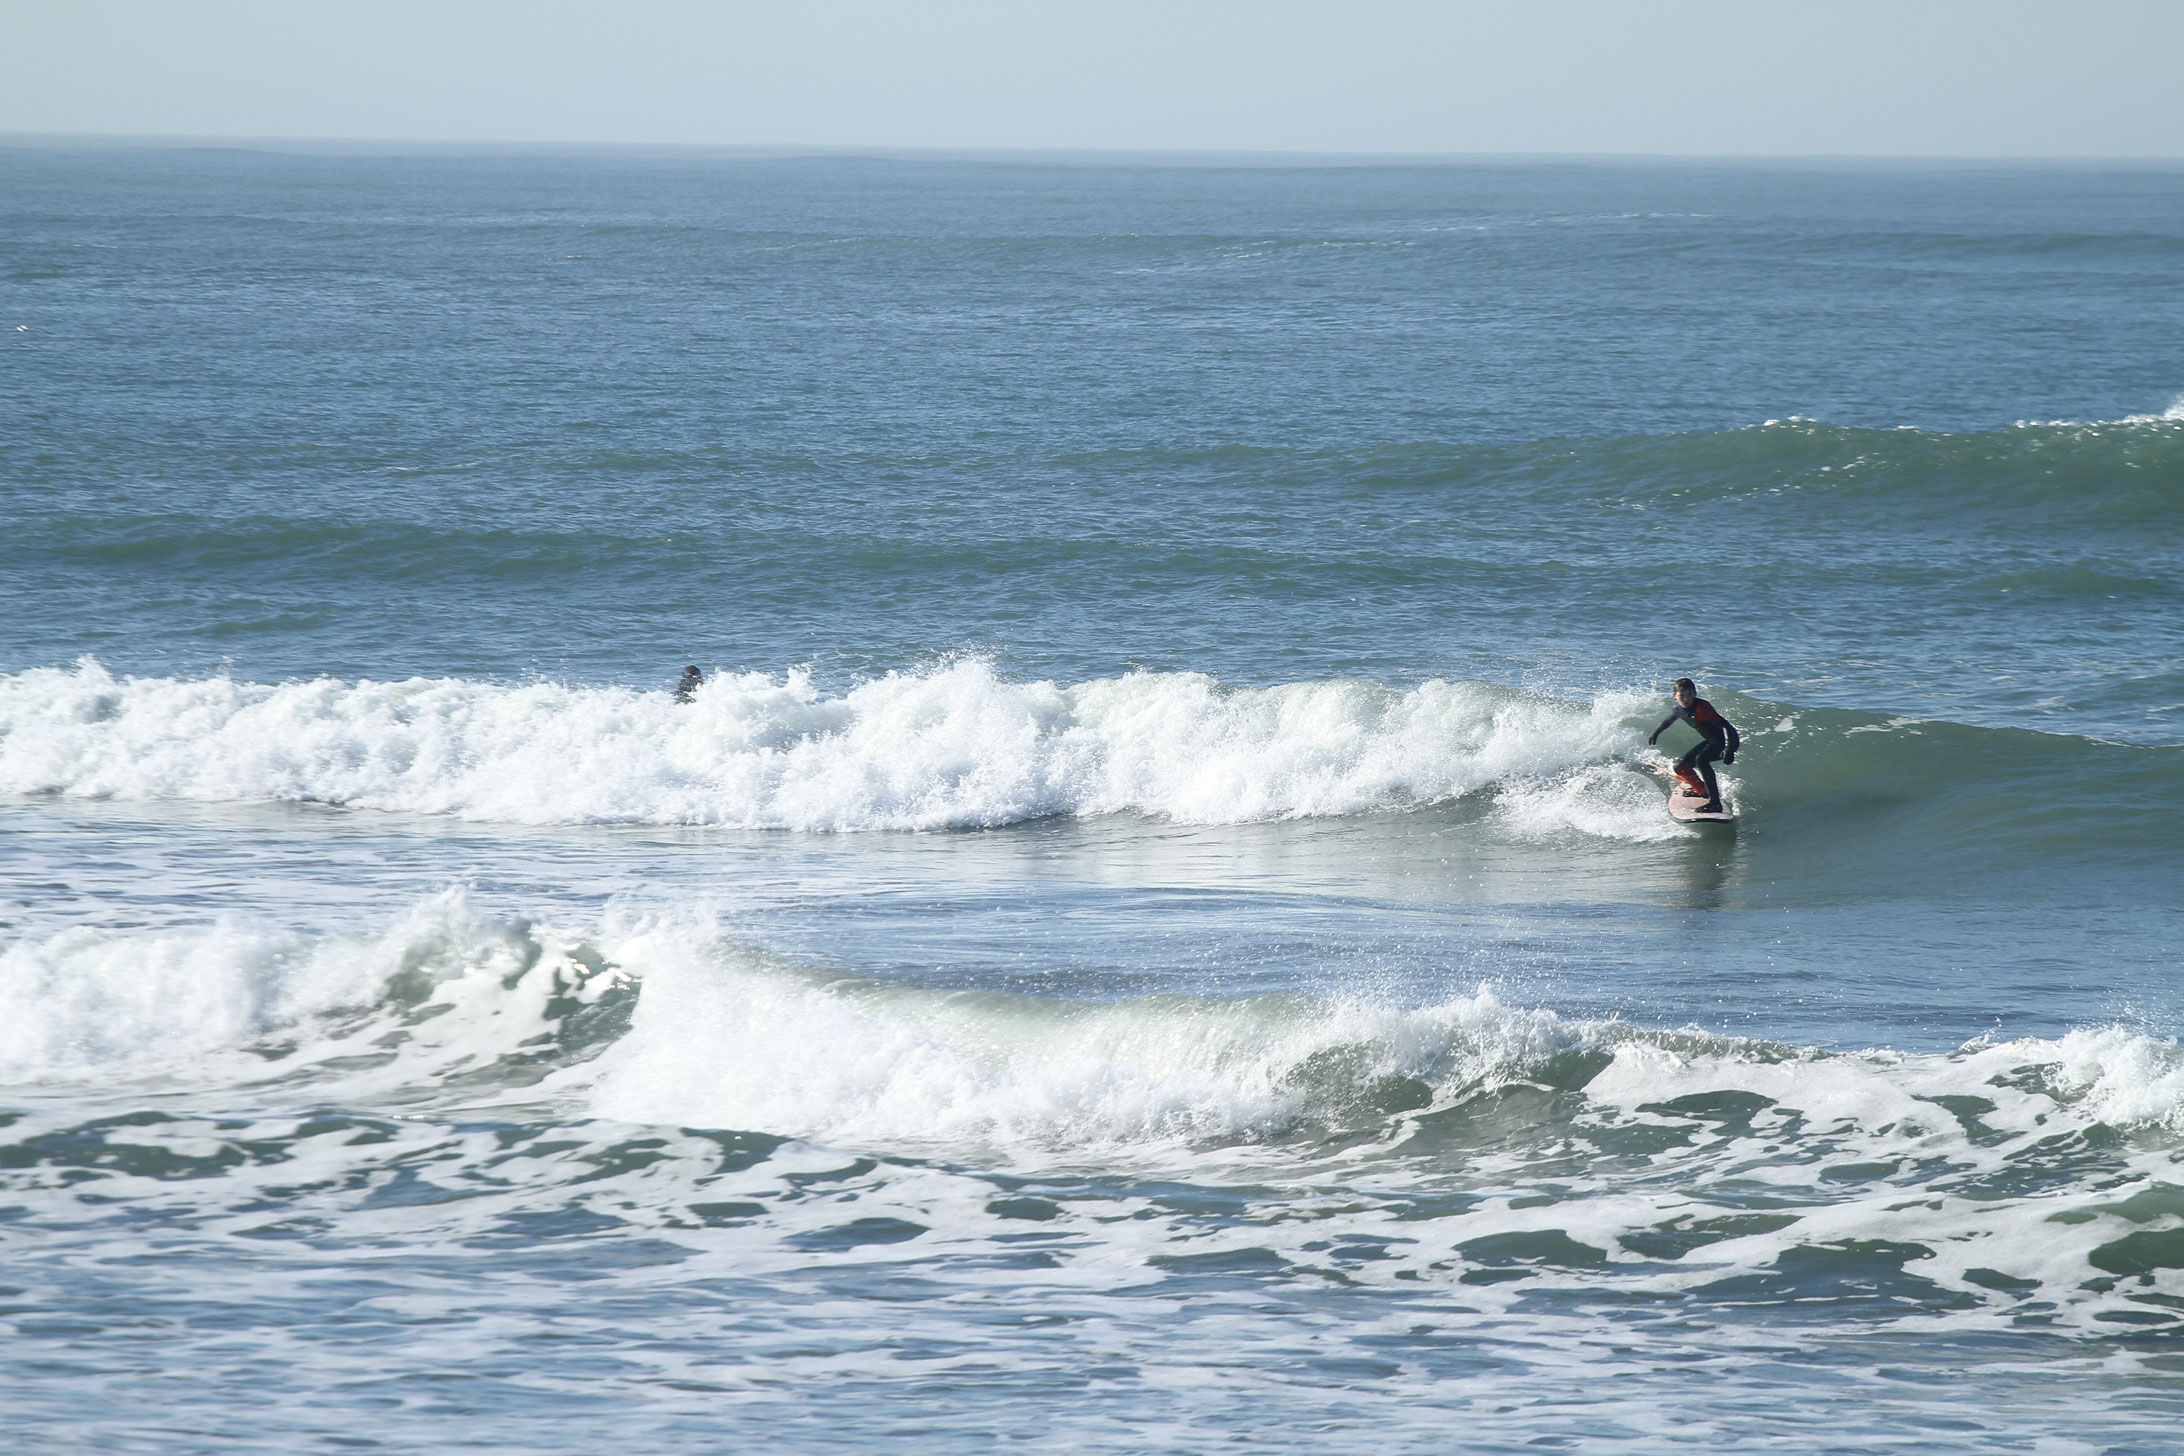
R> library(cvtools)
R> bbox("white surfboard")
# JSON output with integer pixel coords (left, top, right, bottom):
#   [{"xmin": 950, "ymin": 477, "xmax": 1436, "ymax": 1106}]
[{"xmin": 1667, "ymin": 786, "xmax": 1735, "ymax": 824}]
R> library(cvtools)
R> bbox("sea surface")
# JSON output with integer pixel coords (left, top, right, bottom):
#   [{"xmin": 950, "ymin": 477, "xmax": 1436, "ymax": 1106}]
[{"xmin": 4, "ymin": 142, "xmax": 2183, "ymax": 1453}]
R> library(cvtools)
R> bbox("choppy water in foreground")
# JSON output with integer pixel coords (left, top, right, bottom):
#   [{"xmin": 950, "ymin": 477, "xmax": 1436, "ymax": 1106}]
[{"xmin": 3, "ymin": 143, "xmax": 2183, "ymax": 1452}]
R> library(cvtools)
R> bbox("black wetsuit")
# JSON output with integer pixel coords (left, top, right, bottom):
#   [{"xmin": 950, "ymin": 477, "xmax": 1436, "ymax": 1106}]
[{"xmin": 1651, "ymin": 698, "xmax": 1740, "ymax": 808}]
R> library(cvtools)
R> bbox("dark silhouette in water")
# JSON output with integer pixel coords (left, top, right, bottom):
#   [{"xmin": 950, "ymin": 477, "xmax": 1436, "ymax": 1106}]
[{"xmin": 674, "ymin": 666, "xmax": 703, "ymax": 703}]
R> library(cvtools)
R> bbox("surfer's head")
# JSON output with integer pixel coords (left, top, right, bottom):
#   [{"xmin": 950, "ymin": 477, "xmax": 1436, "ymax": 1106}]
[{"xmin": 1672, "ymin": 677, "xmax": 1696, "ymax": 705}]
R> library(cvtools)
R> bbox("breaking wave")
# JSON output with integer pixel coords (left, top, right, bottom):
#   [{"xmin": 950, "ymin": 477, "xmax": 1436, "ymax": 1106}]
[
  {"xmin": 7, "ymin": 661, "xmax": 2181, "ymax": 854},
  {"xmin": 9, "ymin": 894, "xmax": 2184, "ymax": 1150},
  {"xmin": 0, "ymin": 892, "xmax": 632, "ymax": 1094},
  {"xmin": 0, "ymin": 659, "xmax": 1652, "ymax": 832},
  {"xmin": 8, "ymin": 895, "xmax": 2184, "ymax": 1335}
]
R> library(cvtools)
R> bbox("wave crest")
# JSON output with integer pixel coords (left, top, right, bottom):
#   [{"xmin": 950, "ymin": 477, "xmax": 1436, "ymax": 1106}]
[
  {"xmin": 0, "ymin": 659, "xmax": 1648, "ymax": 831},
  {"xmin": 0, "ymin": 891, "xmax": 630, "ymax": 1090}
]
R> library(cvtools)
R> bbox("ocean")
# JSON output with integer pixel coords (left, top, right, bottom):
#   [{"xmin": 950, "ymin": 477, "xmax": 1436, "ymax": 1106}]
[{"xmin": 3, "ymin": 142, "xmax": 2182, "ymax": 1452}]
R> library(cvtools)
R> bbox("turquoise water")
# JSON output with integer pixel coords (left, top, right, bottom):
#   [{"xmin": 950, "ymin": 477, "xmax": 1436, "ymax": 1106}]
[{"xmin": 3, "ymin": 143, "xmax": 2183, "ymax": 1452}]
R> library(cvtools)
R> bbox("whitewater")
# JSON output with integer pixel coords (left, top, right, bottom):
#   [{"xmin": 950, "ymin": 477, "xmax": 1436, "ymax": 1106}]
[
  {"xmin": 11, "ymin": 888, "xmax": 2184, "ymax": 1317},
  {"xmin": 2, "ymin": 659, "xmax": 1680, "ymax": 832},
  {"xmin": 4, "ymin": 145, "xmax": 2182, "ymax": 1453}
]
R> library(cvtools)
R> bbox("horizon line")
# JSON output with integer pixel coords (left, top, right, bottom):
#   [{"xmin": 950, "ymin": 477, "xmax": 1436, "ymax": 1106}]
[{"xmin": 7, "ymin": 131, "xmax": 2184, "ymax": 167}]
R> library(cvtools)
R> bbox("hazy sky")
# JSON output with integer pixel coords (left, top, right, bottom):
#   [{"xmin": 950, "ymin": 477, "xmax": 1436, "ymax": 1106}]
[{"xmin": 4, "ymin": 0, "xmax": 2181, "ymax": 156}]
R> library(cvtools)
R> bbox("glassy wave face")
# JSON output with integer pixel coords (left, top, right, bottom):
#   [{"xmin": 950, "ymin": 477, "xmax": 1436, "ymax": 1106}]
[{"xmin": 4, "ymin": 148, "xmax": 2182, "ymax": 1452}]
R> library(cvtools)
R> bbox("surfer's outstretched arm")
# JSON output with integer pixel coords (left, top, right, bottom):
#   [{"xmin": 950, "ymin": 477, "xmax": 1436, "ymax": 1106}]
[{"xmin": 1648, "ymin": 707, "xmax": 1688, "ymax": 746}]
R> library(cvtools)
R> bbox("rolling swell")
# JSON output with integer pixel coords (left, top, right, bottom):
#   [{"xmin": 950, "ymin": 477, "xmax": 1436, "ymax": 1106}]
[
  {"xmin": 1542, "ymin": 414, "xmax": 2184, "ymax": 528},
  {"xmin": 8, "ymin": 414, "xmax": 2178, "ymax": 751},
  {"xmin": 1704, "ymin": 692, "xmax": 2184, "ymax": 868},
  {"xmin": 16, "ymin": 415, "xmax": 2183, "ymax": 563}
]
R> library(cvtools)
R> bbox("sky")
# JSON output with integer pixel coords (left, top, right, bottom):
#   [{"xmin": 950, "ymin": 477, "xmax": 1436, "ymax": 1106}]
[{"xmin": 3, "ymin": 0, "xmax": 2182, "ymax": 157}]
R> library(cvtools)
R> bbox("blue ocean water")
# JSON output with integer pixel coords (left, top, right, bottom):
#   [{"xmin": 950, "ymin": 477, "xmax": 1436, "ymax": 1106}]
[{"xmin": 3, "ymin": 142, "xmax": 2183, "ymax": 1452}]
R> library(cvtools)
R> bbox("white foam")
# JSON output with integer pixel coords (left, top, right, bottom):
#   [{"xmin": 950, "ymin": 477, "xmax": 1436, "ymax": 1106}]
[
  {"xmin": 2122, "ymin": 394, "xmax": 2184, "ymax": 423},
  {"xmin": 0, "ymin": 658, "xmax": 1659, "ymax": 833},
  {"xmin": 11, "ymin": 900, "xmax": 2184, "ymax": 1339},
  {"xmin": 1498, "ymin": 761, "xmax": 1695, "ymax": 842},
  {"xmin": 0, "ymin": 891, "xmax": 622, "ymax": 1089},
  {"xmin": 17, "ymin": 890, "xmax": 2177, "ymax": 1168},
  {"xmin": 591, "ymin": 926, "xmax": 2184, "ymax": 1162},
  {"xmin": 0, "ymin": 919, "xmax": 362, "ymax": 1078},
  {"xmin": 591, "ymin": 934, "xmax": 1578, "ymax": 1146},
  {"xmin": 1582, "ymin": 1027, "xmax": 2184, "ymax": 1136},
  {"xmin": 2021, "ymin": 393, "xmax": 2184, "ymax": 427},
  {"xmin": 2042, "ymin": 1024, "xmax": 2184, "ymax": 1127}
]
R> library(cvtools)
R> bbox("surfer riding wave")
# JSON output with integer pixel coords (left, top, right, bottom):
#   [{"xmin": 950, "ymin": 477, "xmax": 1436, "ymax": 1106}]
[{"xmin": 1650, "ymin": 677, "xmax": 1740, "ymax": 815}]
